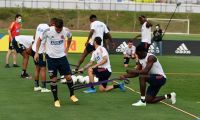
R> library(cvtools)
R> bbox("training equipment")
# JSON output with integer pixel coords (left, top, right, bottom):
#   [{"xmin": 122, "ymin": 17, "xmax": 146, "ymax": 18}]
[
  {"xmin": 54, "ymin": 100, "xmax": 61, "ymax": 107},
  {"xmin": 77, "ymin": 75, "xmax": 84, "ymax": 83},
  {"xmin": 119, "ymin": 82, "xmax": 126, "ymax": 91},
  {"xmin": 132, "ymin": 100, "xmax": 146, "ymax": 106},
  {"xmin": 41, "ymin": 88, "xmax": 51, "ymax": 92},
  {"xmin": 83, "ymin": 76, "xmax": 90, "ymax": 84},
  {"xmin": 71, "ymin": 75, "xmax": 78, "ymax": 84},
  {"xmin": 72, "ymin": 78, "xmax": 130, "ymax": 90},
  {"xmin": 83, "ymin": 88, "xmax": 97, "ymax": 93},
  {"xmin": 60, "ymin": 75, "xmax": 67, "ymax": 83},
  {"xmin": 170, "ymin": 92, "xmax": 176, "ymax": 104},
  {"xmin": 70, "ymin": 95, "xmax": 79, "ymax": 103},
  {"xmin": 94, "ymin": 77, "xmax": 99, "ymax": 82},
  {"xmin": 34, "ymin": 86, "xmax": 42, "ymax": 91}
]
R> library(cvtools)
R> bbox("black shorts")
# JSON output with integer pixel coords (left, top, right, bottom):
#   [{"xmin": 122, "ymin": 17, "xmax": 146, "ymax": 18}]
[
  {"xmin": 12, "ymin": 38, "xmax": 26, "ymax": 53},
  {"xmin": 8, "ymin": 41, "xmax": 14, "ymax": 50},
  {"xmin": 93, "ymin": 67, "xmax": 111, "ymax": 88},
  {"xmin": 46, "ymin": 55, "xmax": 71, "ymax": 78},
  {"xmin": 146, "ymin": 74, "xmax": 166, "ymax": 97},
  {"xmin": 124, "ymin": 57, "xmax": 130, "ymax": 64},
  {"xmin": 86, "ymin": 43, "xmax": 95, "ymax": 53},
  {"xmin": 31, "ymin": 49, "xmax": 46, "ymax": 67},
  {"xmin": 139, "ymin": 42, "xmax": 151, "ymax": 52}
]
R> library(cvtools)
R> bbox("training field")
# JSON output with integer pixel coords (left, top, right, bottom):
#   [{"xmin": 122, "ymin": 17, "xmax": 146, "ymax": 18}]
[{"xmin": 0, "ymin": 52, "xmax": 199, "ymax": 120}]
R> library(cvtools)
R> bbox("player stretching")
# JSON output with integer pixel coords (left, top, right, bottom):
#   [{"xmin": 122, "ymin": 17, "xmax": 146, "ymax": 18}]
[
  {"xmin": 12, "ymin": 35, "xmax": 33, "ymax": 79},
  {"xmin": 123, "ymin": 40, "xmax": 136, "ymax": 68},
  {"xmin": 75, "ymin": 14, "xmax": 114, "ymax": 70},
  {"xmin": 31, "ymin": 18, "xmax": 57, "ymax": 92},
  {"xmin": 78, "ymin": 37, "xmax": 125, "ymax": 93},
  {"xmin": 133, "ymin": 15, "xmax": 152, "ymax": 51},
  {"xmin": 120, "ymin": 45, "xmax": 176, "ymax": 106},
  {"xmin": 34, "ymin": 18, "xmax": 78, "ymax": 107}
]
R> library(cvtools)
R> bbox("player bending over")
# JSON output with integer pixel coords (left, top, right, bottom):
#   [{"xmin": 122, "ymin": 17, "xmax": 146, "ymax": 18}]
[
  {"xmin": 78, "ymin": 37, "xmax": 125, "ymax": 93},
  {"xmin": 31, "ymin": 18, "xmax": 57, "ymax": 92},
  {"xmin": 123, "ymin": 40, "xmax": 136, "ymax": 68},
  {"xmin": 120, "ymin": 45, "xmax": 176, "ymax": 106},
  {"xmin": 12, "ymin": 35, "xmax": 33, "ymax": 79},
  {"xmin": 75, "ymin": 14, "xmax": 114, "ymax": 71},
  {"xmin": 34, "ymin": 18, "xmax": 78, "ymax": 107}
]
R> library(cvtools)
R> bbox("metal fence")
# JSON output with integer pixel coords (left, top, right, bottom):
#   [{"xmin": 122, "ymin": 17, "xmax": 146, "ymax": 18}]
[{"xmin": 0, "ymin": 0, "xmax": 200, "ymax": 13}]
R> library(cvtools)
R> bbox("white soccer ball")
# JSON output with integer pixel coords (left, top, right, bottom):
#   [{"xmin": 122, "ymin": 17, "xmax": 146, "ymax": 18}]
[
  {"xmin": 83, "ymin": 76, "xmax": 90, "ymax": 84},
  {"xmin": 71, "ymin": 75, "xmax": 78, "ymax": 84},
  {"xmin": 60, "ymin": 75, "xmax": 67, "ymax": 83},
  {"xmin": 77, "ymin": 75, "xmax": 84, "ymax": 83},
  {"xmin": 94, "ymin": 77, "xmax": 99, "ymax": 83}
]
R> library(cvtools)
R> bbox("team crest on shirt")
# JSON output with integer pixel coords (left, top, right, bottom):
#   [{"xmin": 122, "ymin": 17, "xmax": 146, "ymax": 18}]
[{"xmin": 61, "ymin": 35, "xmax": 64, "ymax": 39}]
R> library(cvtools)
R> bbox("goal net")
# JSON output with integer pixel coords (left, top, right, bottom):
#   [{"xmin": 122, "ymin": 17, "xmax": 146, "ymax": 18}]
[{"xmin": 147, "ymin": 18, "xmax": 190, "ymax": 34}]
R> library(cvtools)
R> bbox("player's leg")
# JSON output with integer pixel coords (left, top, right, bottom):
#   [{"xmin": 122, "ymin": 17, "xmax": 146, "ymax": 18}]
[
  {"xmin": 59, "ymin": 56, "xmax": 78, "ymax": 102},
  {"xmin": 5, "ymin": 49, "xmax": 11, "ymax": 68},
  {"xmin": 12, "ymin": 49, "xmax": 19, "ymax": 67},
  {"xmin": 124, "ymin": 57, "xmax": 130, "ymax": 68},
  {"xmin": 76, "ymin": 43, "xmax": 94, "ymax": 70},
  {"xmin": 34, "ymin": 65, "xmax": 41, "ymax": 91},
  {"xmin": 83, "ymin": 67, "xmax": 96, "ymax": 93},
  {"xmin": 46, "ymin": 55, "xmax": 60, "ymax": 107},
  {"xmin": 20, "ymin": 50, "xmax": 31, "ymax": 78}
]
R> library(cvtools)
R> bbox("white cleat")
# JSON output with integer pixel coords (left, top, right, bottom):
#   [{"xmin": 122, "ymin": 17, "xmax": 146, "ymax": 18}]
[
  {"xmin": 132, "ymin": 100, "xmax": 146, "ymax": 106},
  {"xmin": 170, "ymin": 92, "xmax": 176, "ymax": 104},
  {"xmin": 41, "ymin": 88, "xmax": 51, "ymax": 92},
  {"xmin": 34, "ymin": 86, "xmax": 42, "ymax": 91}
]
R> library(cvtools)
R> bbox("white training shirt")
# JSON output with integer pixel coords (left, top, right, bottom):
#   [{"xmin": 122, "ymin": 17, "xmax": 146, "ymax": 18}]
[
  {"xmin": 91, "ymin": 46, "xmax": 112, "ymax": 72},
  {"xmin": 32, "ymin": 23, "xmax": 49, "ymax": 53},
  {"xmin": 89, "ymin": 21, "xmax": 109, "ymax": 46},
  {"xmin": 139, "ymin": 53, "xmax": 166, "ymax": 78},
  {"xmin": 40, "ymin": 26, "xmax": 72, "ymax": 58},
  {"xmin": 123, "ymin": 45, "xmax": 136, "ymax": 57},
  {"xmin": 15, "ymin": 35, "xmax": 34, "ymax": 48},
  {"xmin": 141, "ymin": 21, "xmax": 152, "ymax": 44}
]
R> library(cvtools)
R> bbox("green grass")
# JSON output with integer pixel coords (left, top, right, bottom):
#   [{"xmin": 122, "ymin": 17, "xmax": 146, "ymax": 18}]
[
  {"xmin": 1, "ymin": 29, "xmax": 200, "ymax": 41},
  {"xmin": 0, "ymin": 52, "xmax": 200, "ymax": 120}
]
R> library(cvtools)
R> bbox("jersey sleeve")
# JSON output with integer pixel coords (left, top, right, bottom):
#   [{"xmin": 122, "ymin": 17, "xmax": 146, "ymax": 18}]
[
  {"xmin": 90, "ymin": 22, "xmax": 95, "ymax": 30},
  {"xmin": 39, "ymin": 28, "xmax": 49, "ymax": 41},
  {"xmin": 8, "ymin": 22, "xmax": 15, "ymax": 30},
  {"xmin": 101, "ymin": 47, "xmax": 108, "ymax": 57},
  {"xmin": 65, "ymin": 27, "xmax": 72, "ymax": 39}
]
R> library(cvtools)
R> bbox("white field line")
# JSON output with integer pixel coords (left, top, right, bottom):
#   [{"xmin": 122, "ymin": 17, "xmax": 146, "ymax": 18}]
[
  {"xmin": 112, "ymin": 72, "xmax": 200, "ymax": 76},
  {"xmin": 113, "ymin": 81, "xmax": 200, "ymax": 119}
]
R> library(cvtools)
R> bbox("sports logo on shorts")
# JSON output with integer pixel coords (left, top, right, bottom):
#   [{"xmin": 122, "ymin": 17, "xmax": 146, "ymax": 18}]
[
  {"xmin": 48, "ymin": 70, "xmax": 54, "ymax": 77},
  {"xmin": 175, "ymin": 43, "xmax": 191, "ymax": 54}
]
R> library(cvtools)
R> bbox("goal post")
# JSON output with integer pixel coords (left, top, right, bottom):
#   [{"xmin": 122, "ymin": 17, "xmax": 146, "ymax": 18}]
[{"xmin": 147, "ymin": 18, "xmax": 190, "ymax": 35}]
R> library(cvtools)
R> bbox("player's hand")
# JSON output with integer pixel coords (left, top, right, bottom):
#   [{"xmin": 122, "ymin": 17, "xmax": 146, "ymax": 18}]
[
  {"xmin": 34, "ymin": 53, "xmax": 39, "ymax": 62},
  {"xmin": 119, "ymin": 75, "xmax": 126, "ymax": 80},
  {"xmin": 78, "ymin": 68, "xmax": 84, "ymax": 73}
]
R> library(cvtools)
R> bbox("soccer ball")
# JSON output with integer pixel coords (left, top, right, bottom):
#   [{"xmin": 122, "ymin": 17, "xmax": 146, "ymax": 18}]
[
  {"xmin": 83, "ymin": 76, "xmax": 90, "ymax": 84},
  {"xmin": 60, "ymin": 75, "xmax": 67, "ymax": 83},
  {"xmin": 94, "ymin": 77, "xmax": 99, "ymax": 82},
  {"xmin": 77, "ymin": 75, "xmax": 84, "ymax": 83},
  {"xmin": 71, "ymin": 75, "xmax": 78, "ymax": 84}
]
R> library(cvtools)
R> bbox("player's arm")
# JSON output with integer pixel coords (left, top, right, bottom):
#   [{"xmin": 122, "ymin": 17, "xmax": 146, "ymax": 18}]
[
  {"xmin": 79, "ymin": 60, "xmax": 94, "ymax": 72},
  {"xmin": 146, "ymin": 21, "xmax": 153, "ymax": 28},
  {"xmin": 65, "ymin": 30, "xmax": 72, "ymax": 54},
  {"xmin": 85, "ymin": 29, "xmax": 94, "ymax": 46},
  {"xmin": 8, "ymin": 22, "xmax": 14, "ymax": 40},
  {"xmin": 120, "ymin": 64, "xmax": 142, "ymax": 79},
  {"xmin": 34, "ymin": 37, "xmax": 42, "ymax": 62},
  {"xmin": 104, "ymin": 25, "xmax": 115, "ymax": 48},
  {"xmin": 92, "ymin": 56, "xmax": 107, "ymax": 68}
]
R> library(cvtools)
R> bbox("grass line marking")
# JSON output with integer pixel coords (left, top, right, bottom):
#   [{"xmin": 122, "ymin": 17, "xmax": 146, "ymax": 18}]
[
  {"xmin": 113, "ymin": 81, "xmax": 200, "ymax": 119},
  {"xmin": 113, "ymin": 72, "xmax": 200, "ymax": 76}
]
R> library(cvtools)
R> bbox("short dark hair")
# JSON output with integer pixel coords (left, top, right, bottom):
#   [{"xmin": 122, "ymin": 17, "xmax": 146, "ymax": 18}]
[
  {"xmin": 51, "ymin": 17, "xmax": 57, "ymax": 23},
  {"xmin": 15, "ymin": 14, "xmax": 22, "ymax": 19},
  {"xmin": 94, "ymin": 37, "xmax": 102, "ymax": 45},
  {"xmin": 128, "ymin": 40, "xmax": 133, "ymax": 43},
  {"xmin": 90, "ymin": 14, "xmax": 97, "ymax": 20},
  {"xmin": 139, "ymin": 15, "xmax": 146, "ymax": 19},
  {"xmin": 136, "ymin": 45, "xmax": 145, "ymax": 53},
  {"xmin": 55, "ymin": 18, "xmax": 63, "ymax": 29}
]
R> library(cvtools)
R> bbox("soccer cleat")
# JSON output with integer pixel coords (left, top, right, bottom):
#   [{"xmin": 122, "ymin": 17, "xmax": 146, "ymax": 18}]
[
  {"xmin": 13, "ymin": 64, "xmax": 20, "ymax": 67},
  {"xmin": 34, "ymin": 86, "xmax": 42, "ymax": 91},
  {"xmin": 70, "ymin": 95, "xmax": 79, "ymax": 103},
  {"xmin": 119, "ymin": 82, "xmax": 126, "ymax": 91},
  {"xmin": 170, "ymin": 92, "xmax": 176, "ymax": 104},
  {"xmin": 21, "ymin": 73, "xmax": 32, "ymax": 79},
  {"xmin": 132, "ymin": 100, "xmax": 146, "ymax": 106},
  {"xmin": 5, "ymin": 64, "xmax": 10, "ymax": 68},
  {"xmin": 41, "ymin": 88, "xmax": 51, "ymax": 92},
  {"xmin": 83, "ymin": 88, "xmax": 96, "ymax": 93},
  {"xmin": 54, "ymin": 100, "xmax": 61, "ymax": 107}
]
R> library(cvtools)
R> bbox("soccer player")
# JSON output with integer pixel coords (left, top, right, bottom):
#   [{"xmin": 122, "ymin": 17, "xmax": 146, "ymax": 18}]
[
  {"xmin": 5, "ymin": 14, "xmax": 22, "ymax": 68},
  {"xmin": 34, "ymin": 18, "xmax": 78, "ymax": 107},
  {"xmin": 120, "ymin": 45, "xmax": 176, "ymax": 106},
  {"xmin": 78, "ymin": 37, "xmax": 125, "ymax": 93},
  {"xmin": 31, "ymin": 18, "xmax": 57, "ymax": 92},
  {"xmin": 123, "ymin": 40, "xmax": 136, "ymax": 68},
  {"xmin": 133, "ymin": 15, "xmax": 152, "ymax": 52},
  {"xmin": 12, "ymin": 35, "xmax": 34, "ymax": 79},
  {"xmin": 75, "ymin": 14, "xmax": 114, "ymax": 70}
]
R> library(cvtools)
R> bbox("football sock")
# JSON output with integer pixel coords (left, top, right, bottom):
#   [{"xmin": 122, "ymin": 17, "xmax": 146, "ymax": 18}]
[
  {"xmin": 41, "ymin": 81, "xmax": 46, "ymax": 88},
  {"xmin": 51, "ymin": 82, "xmax": 58, "ymax": 101},
  {"xmin": 34, "ymin": 80, "xmax": 39, "ymax": 87},
  {"xmin": 113, "ymin": 84, "xmax": 120, "ymax": 89},
  {"xmin": 141, "ymin": 96, "xmax": 146, "ymax": 103},
  {"xmin": 66, "ymin": 79, "xmax": 74, "ymax": 97},
  {"xmin": 21, "ymin": 69, "xmax": 26, "ymax": 75},
  {"xmin": 165, "ymin": 94, "xmax": 171, "ymax": 99}
]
